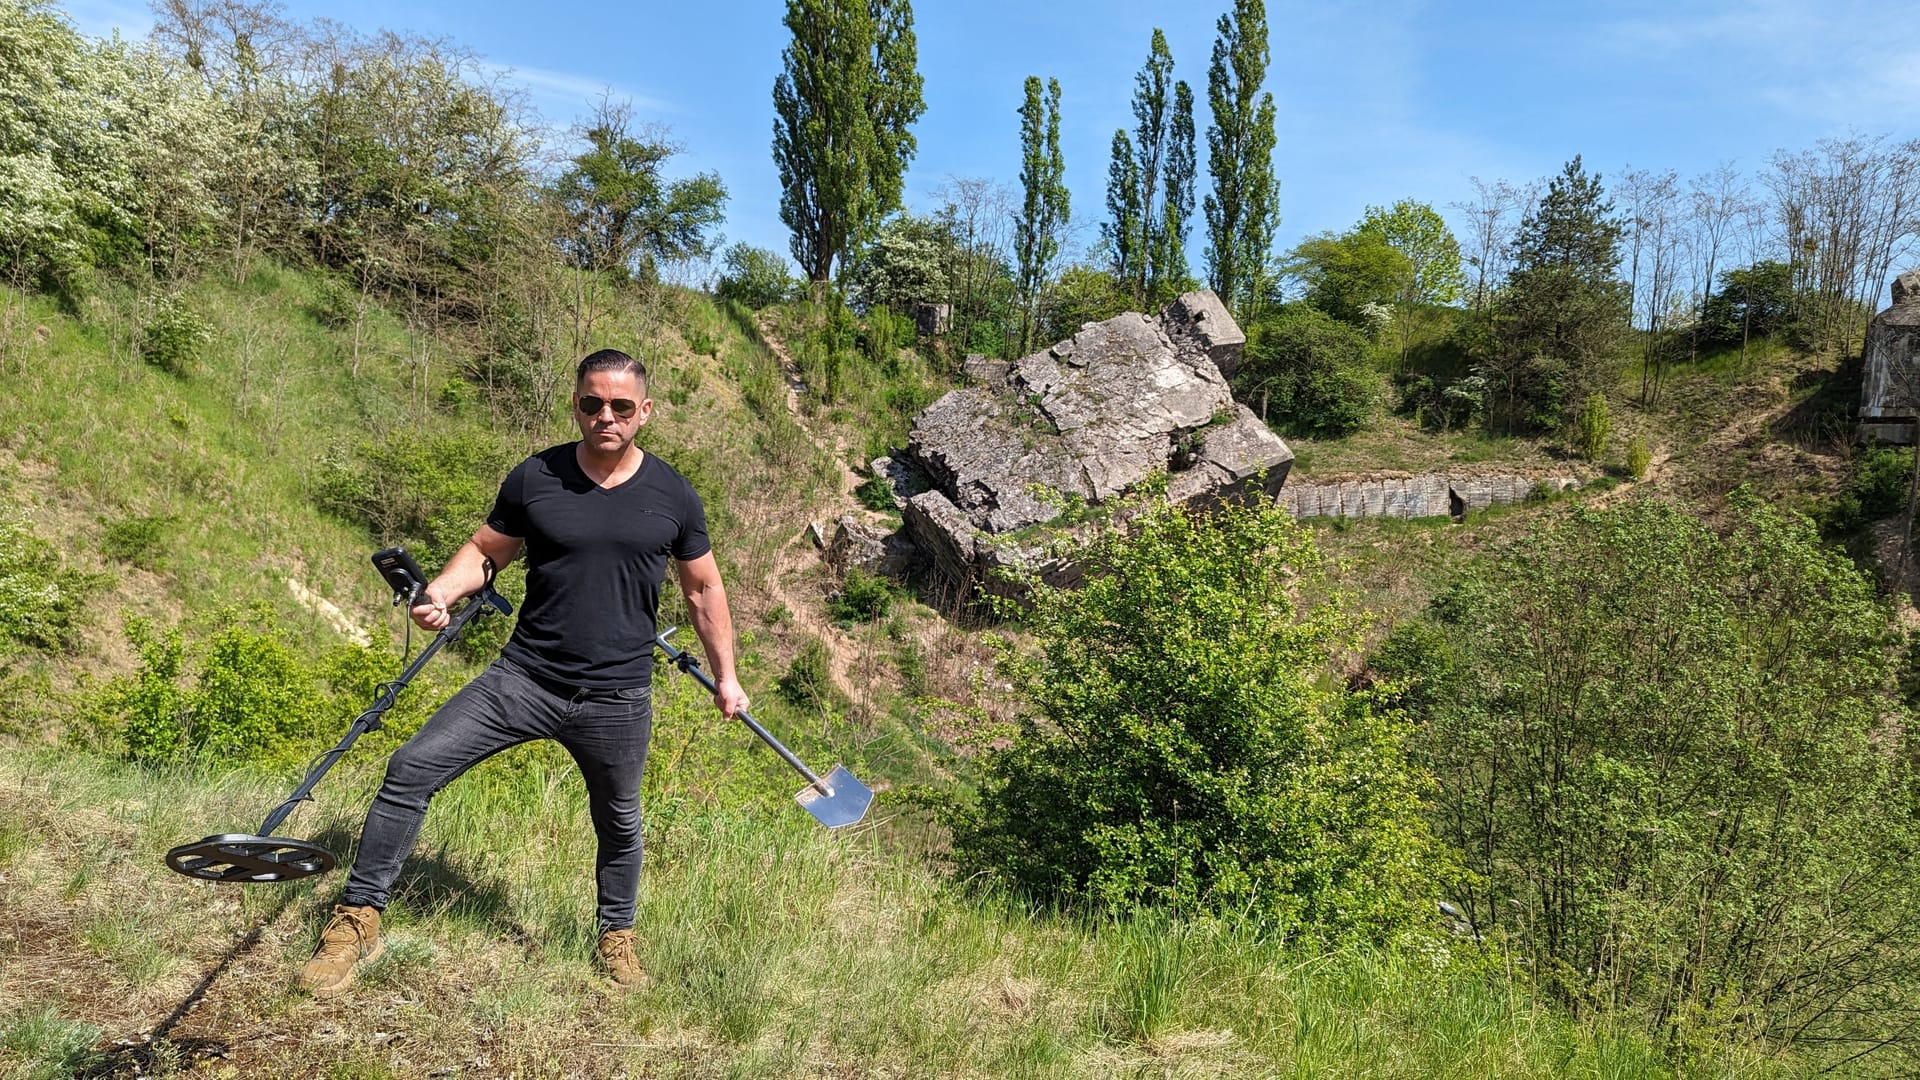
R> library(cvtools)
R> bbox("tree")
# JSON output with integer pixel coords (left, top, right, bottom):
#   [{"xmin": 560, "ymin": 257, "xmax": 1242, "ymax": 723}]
[
  {"xmin": 553, "ymin": 101, "xmax": 727, "ymax": 283},
  {"xmin": 1202, "ymin": 0, "xmax": 1280, "ymax": 319},
  {"xmin": 1451, "ymin": 176, "xmax": 1528, "ymax": 319},
  {"xmin": 1490, "ymin": 156, "xmax": 1629, "ymax": 431},
  {"xmin": 1014, "ymin": 76, "xmax": 1068, "ymax": 354},
  {"xmin": 953, "ymin": 496, "xmax": 1438, "ymax": 937},
  {"xmin": 715, "ymin": 242, "xmax": 796, "ymax": 309},
  {"xmin": 771, "ymin": 0, "xmax": 925, "ymax": 287},
  {"xmin": 1376, "ymin": 495, "xmax": 1920, "ymax": 1063},
  {"xmin": 1233, "ymin": 304, "xmax": 1381, "ymax": 436},
  {"xmin": 932, "ymin": 176, "xmax": 1016, "ymax": 356},
  {"xmin": 1352, "ymin": 200, "xmax": 1465, "ymax": 366},
  {"xmin": 1154, "ymin": 80, "xmax": 1197, "ymax": 306},
  {"xmin": 1285, "ymin": 229, "xmax": 1407, "ymax": 328},
  {"xmin": 1101, "ymin": 31, "xmax": 1194, "ymax": 309}
]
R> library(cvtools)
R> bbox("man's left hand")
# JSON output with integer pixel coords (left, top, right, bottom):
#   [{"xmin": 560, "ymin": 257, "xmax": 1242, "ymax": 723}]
[{"xmin": 712, "ymin": 676, "xmax": 750, "ymax": 719}]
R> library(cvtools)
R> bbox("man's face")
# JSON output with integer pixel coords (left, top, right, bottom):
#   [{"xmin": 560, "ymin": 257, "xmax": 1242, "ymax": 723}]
[{"xmin": 573, "ymin": 368, "xmax": 653, "ymax": 454}]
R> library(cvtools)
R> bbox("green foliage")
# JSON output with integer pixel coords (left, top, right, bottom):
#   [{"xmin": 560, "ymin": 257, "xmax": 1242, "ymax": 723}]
[
  {"xmin": 0, "ymin": 1006, "xmax": 103, "ymax": 1080},
  {"xmin": 856, "ymin": 473, "xmax": 896, "ymax": 512},
  {"xmin": 829, "ymin": 568, "xmax": 895, "ymax": 625},
  {"xmin": 314, "ymin": 428, "xmax": 513, "ymax": 563},
  {"xmin": 1381, "ymin": 496, "xmax": 1920, "ymax": 1060},
  {"xmin": 1484, "ymin": 156, "xmax": 1630, "ymax": 432},
  {"xmin": 101, "ymin": 513, "xmax": 169, "ymax": 570},
  {"xmin": 0, "ymin": 517, "xmax": 95, "ymax": 655},
  {"xmin": 1103, "ymin": 30, "xmax": 1196, "ymax": 311},
  {"xmin": 1575, "ymin": 392, "xmax": 1610, "ymax": 461},
  {"xmin": 1285, "ymin": 230, "xmax": 1409, "ymax": 328},
  {"xmin": 1356, "ymin": 200, "xmax": 1465, "ymax": 309},
  {"xmin": 1626, "ymin": 434, "xmax": 1651, "ymax": 480},
  {"xmin": 1041, "ymin": 264, "xmax": 1133, "ymax": 346},
  {"xmin": 140, "ymin": 293, "xmax": 213, "ymax": 376},
  {"xmin": 772, "ymin": 0, "xmax": 926, "ymax": 284},
  {"xmin": 551, "ymin": 100, "xmax": 726, "ymax": 281},
  {"xmin": 777, "ymin": 637, "xmax": 837, "ymax": 712},
  {"xmin": 715, "ymin": 243, "xmax": 797, "ymax": 309},
  {"xmin": 953, "ymin": 499, "xmax": 1439, "ymax": 937},
  {"xmin": 1233, "ymin": 305, "xmax": 1381, "ymax": 437},
  {"xmin": 111, "ymin": 611, "xmax": 324, "ymax": 764},
  {"xmin": 1014, "ymin": 76, "xmax": 1068, "ymax": 353},
  {"xmin": 1203, "ymin": 0, "xmax": 1280, "ymax": 317},
  {"xmin": 842, "ymin": 213, "xmax": 947, "ymax": 312},
  {"xmin": 1699, "ymin": 259, "xmax": 1796, "ymax": 347},
  {"xmin": 1820, "ymin": 445, "xmax": 1912, "ymax": 535}
]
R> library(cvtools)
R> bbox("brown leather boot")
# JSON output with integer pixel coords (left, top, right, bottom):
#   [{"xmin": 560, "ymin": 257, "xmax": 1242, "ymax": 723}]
[
  {"xmin": 296, "ymin": 904, "xmax": 384, "ymax": 998},
  {"xmin": 596, "ymin": 928, "xmax": 649, "ymax": 989}
]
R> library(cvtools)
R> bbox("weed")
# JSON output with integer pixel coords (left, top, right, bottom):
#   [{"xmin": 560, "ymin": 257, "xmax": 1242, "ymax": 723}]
[
  {"xmin": 0, "ymin": 1007, "xmax": 104, "ymax": 1080},
  {"xmin": 829, "ymin": 568, "xmax": 894, "ymax": 625},
  {"xmin": 102, "ymin": 514, "xmax": 170, "ymax": 570}
]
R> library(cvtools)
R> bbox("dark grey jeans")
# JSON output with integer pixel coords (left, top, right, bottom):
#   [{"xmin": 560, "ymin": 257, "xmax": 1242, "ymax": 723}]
[{"xmin": 341, "ymin": 657, "xmax": 652, "ymax": 931}]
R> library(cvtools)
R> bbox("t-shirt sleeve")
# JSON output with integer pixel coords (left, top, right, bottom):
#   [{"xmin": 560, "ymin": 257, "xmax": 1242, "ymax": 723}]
[
  {"xmin": 672, "ymin": 478, "xmax": 712, "ymax": 562},
  {"xmin": 486, "ymin": 459, "xmax": 530, "ymax": 538}
]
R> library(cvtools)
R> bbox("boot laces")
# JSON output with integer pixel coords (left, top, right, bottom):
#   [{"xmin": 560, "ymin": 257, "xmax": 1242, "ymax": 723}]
[{"xmin": 314, "ymin": 907, "xmax": 375, "ymax": 963}]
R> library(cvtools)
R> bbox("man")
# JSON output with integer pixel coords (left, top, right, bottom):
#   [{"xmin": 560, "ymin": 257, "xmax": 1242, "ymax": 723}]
[{"xmin": 297, "ymin": 348, "xmax": 748, "ymax": 997}]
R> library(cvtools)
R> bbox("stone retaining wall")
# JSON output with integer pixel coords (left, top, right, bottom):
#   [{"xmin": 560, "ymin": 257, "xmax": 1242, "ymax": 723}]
[{"xmin": 1276, "ymin": 473, "xmax": 1579, "ymax": 520}]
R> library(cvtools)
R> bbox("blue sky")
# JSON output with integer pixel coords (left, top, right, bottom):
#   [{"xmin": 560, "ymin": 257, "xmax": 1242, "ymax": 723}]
[{"xmin": 63, "ymin": 0, "xmax": 1920, "ymax": 278}]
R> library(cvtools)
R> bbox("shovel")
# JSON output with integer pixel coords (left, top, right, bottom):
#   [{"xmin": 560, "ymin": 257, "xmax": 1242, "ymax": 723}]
[{"xmin": 654, "ymin": 627, "xmax": 872, "ymax": 829}]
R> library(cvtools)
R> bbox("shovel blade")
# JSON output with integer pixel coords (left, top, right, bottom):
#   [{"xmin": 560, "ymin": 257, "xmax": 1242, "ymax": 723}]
[{"xmin": 794, "ymin": 764, "xmax": 873, "ymax": 829}]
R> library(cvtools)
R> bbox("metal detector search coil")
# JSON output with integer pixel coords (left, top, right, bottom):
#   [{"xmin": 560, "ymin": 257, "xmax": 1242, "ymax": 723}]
[{"xmin": 164, "ymin": 555, "xmax": 512, "ymax": 884}]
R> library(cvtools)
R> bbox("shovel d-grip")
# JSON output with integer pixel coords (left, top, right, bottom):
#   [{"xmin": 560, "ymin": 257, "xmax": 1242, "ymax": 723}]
[
  {"xmin": 164, "ymin": 550, "xmax": 512, "ymax": 883},
  {"xmin": 654, "ymin": 628, "xmax": 873, "ymax": 829}
]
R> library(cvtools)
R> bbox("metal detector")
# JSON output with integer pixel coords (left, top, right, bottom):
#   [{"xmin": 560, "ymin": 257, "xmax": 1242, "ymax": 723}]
[
  {"xmin": 164, "ymin": 548, "xmax": 513, "ymax": 883},
  {"xmin": 654, "ymin": 627, "xmax": 873, "ymax": 829}
]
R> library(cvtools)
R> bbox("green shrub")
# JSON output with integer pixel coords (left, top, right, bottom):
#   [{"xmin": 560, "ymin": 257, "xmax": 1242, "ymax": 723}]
[
  {"xmin": 140, "ymin": 293, "xmax": 213, "ymax": 377},
  {"xmin": 101, "ymin": 514, "xmax": 169, "ymax": 570},
  {"xmin": 952, "ymin": 499, "xmax": 1439, "ymax": 936},
  {"xmin": 111, "ymin": 612, "xmax": 326, "ymax": 764},
  {"xmin": 715, "ymin": 243, "xmax": 797, "ymax": 310},
  {"xmin": 314, "ymin": 429, "xmax": 514, "ymax": 562},
  {"xmin": 1575, "ymin": 392, "xmax": 1610, "ymax": 462},
  {"xmin": 829, "ymin": 568, "xmax": 894, "ymax": 625},
  {"xmin": 1819, "ymin": 445, "xmax": 1912, "ymax": 536},
  {"xmin": 1233, "ymin": 305, "xmax": 1381, "ymax": 438},
  {"xmin": 776, "ymin": 638, "xmax": 836, "ymax": 712},
  {"xmin": 1626, "ymin": 434, "xmax": 1651, "ymax": 480},
  {"xmin": 1385, "ymin": 494, "xmax": 1920, "ymax": 1059},
  {"xmin": 0, "ymin": 519, "xmax": 95, "ymax": 655},
  {"xmin": 855, "ymin": 474, "xmax": 896, "ymax": 512}
]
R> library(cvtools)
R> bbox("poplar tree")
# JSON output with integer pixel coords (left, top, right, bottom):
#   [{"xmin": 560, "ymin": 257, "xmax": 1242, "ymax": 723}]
[
  {"xmin": 1103, "ymin": 30, "xmax": 1196, "ymax": 309},
  {"xmin": 1015, "ymin": 76, "xmax": 1068, "ymax": 354},
  {"xmin": 771, "ymin": 0, "xmax": 925, "ymax": 288},
  {"xmin": 1203, "ymin": 0, "xmax": 1280, "ymax": 317}
]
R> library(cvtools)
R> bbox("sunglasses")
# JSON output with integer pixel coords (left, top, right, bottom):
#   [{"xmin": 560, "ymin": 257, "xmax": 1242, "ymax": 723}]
[{"xmin": 577, "ymin": 395, "xmax": 639, "ymax": 419}]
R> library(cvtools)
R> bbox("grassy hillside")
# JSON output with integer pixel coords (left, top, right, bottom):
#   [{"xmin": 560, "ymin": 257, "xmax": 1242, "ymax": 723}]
[{"xmin": 0, "ymin": 264, "xmax": 1867, "ymax": 1076}]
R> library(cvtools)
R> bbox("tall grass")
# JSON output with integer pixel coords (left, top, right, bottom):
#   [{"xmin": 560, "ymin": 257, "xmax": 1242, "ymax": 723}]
[{"xmin": 0, "ymin": 748, "xmax": 1779, "ymax": 1078}]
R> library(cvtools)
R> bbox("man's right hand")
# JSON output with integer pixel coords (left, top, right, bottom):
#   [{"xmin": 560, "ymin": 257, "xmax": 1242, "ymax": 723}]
[{"xmin": 410, "ymin": 586, "xmax": 452, "ymax": 632}]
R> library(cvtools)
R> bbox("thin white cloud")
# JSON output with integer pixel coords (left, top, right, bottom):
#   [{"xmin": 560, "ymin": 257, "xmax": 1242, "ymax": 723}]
[{"xmin": 482, "ymin": 61, "xmax": 676, "ymax": 124}]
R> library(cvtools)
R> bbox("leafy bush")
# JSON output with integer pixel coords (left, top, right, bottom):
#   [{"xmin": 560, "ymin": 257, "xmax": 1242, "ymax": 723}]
[
  {"xmin": 314, "ymin": 429, "xmax": 514, "ymax": 562},
  {"xmin": 715, "ymin": 243, "xmax": 796, "ymax": 309},
  {"xmin": 829, "ymin": 568, "xmax": 894, "ymax": 625},
  {"xmin": 776, "ymin": 637, "xmax": 836, "ymax": 712},
  {"xmin": 1376, "ymin": 495, "xmax": 1920, "ymax": 1060},
  {"xmin": 1575, "ymin": 392, "xmax": 1609, "ymax": 461},
  {"xmin": 0, "ymin": 518, "xmax": 95, "ymax": 655},
  {"xmin": 101, "ymin": 514, "xmax": 169, "ymax": 570},
  {"xmin": 1626, "ymin": 434, "xmax": 1651, "ymax": 480},
  {"xmin": 1233, "ymin": 305, "xmax": 1381, "ymax": 438},
  {"xmin": 140, "ymin": 293, "xmax": 213, "ymax": 377},
  {"xmin": 112, "ymin": 611, "xmax": 326, "ymax": 764},
  {"xmin": 952, "ymin": 499, "xmax": 1439, "ymax": 937},
  {"xmin": 1819, "ymin": 445, "xmax": 1912, "ymax": 536},
  {"xmin": 855, "ymin": 473, "xmax": 896, "ymax": 512}
]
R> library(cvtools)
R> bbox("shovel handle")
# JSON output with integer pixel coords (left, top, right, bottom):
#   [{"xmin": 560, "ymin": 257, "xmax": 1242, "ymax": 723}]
[{"xmin": 654, "ymin": 629, "xmax": 830, "ymax": 793}]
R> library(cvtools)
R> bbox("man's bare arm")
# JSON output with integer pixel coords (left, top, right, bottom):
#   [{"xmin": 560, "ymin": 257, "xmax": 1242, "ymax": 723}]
[
  {"xmin": 676, "ymin": 551, "xmax": 749, "ymax": 717},
  {"xmin": 412, "ymin": 525, "xmax": 523, "ymax": 632}
]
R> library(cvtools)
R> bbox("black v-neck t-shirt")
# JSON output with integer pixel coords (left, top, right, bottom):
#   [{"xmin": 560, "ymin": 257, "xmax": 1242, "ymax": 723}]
[{"xmin": 486, "ymin": 443, "xmax": 711, "ymax": 689}]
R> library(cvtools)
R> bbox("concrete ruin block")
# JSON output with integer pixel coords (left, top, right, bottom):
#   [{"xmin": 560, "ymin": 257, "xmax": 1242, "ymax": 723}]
[
  {"xmin": 1861, "ymin": 270, "xmax": 1920, "ymax": 442},
  {"xmin": 827, "ymin": 515, "xmax": 920, "ymax": 579}
]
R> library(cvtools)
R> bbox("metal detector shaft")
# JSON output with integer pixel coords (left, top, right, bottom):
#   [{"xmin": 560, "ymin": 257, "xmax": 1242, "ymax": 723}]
[{"xmin": 256, "ymin": 587, "xmax": 504, "ymax": 837}]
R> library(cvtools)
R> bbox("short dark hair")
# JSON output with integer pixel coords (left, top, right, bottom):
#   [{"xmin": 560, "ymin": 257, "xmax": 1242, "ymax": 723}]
[{"xmin": 576, "ymin": 349, "xmax": 648, "ymax": 385}]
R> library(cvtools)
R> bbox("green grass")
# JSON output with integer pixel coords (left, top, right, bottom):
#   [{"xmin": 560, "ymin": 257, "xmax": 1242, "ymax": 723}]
[{"xmin": 0, "ymin": 747, "xmax": 1776, "ymax": 1078}]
